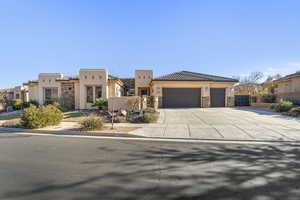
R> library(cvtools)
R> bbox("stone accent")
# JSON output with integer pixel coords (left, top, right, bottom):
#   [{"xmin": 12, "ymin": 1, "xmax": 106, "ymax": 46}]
[
  {"xmin": 202, "ymin": 96, "xmax": 210, "ymax": 108},
  {"xmin": 158, "ymin": 97, "xmax": 163, "ymax": 108},
  {"xmin": 227, "ymin": 96, "xmax": 235, "ymax": 107}
]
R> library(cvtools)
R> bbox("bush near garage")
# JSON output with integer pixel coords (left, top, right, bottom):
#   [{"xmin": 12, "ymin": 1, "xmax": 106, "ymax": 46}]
[
  {"xmin": 273, "ymin": 101, "xmax": 293, "ymax": 113},
  {"xmin": 283, "ymin": 96, "xmax": 300, "ymax": 106},
  {"xmin": 80, "ymin": 115, "xmax": 103, "ymax": 131},
  {"xmin": 262, "ymin": 94, "xmax": 276, "ymax": 103},
  {"xmin": 287, "ymin": 107, "xmax": 300, "ymax": 117},
  {"xmin": 21, "ymin": 105, "xmax": 63, "ymax": 129}
]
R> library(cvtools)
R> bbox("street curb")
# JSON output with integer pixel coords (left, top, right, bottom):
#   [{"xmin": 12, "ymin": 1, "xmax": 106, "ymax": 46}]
[{"xmin": 0, "ymin": 127, "xmax": 299, "ymax": 144}]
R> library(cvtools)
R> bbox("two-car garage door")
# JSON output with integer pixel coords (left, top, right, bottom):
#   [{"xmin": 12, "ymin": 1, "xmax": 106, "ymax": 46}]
[
  {"xmin": 162, "ymin": 88, "xmax": 225, "ymax": 108},
  {"xmin": 163, "ymin": 88, "xmax": 201, "ymax": 108}
]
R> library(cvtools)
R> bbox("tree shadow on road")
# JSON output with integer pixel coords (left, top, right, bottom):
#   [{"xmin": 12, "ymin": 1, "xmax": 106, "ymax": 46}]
[{"xmin": 2, "ymin": 142, "xmax": 300, "ymax": 200}]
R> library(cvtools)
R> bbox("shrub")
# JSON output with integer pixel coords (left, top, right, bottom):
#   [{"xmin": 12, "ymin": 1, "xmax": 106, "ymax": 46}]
[
  {"xmin": 21, "ymin": 100, "xmax": 39, "ymax": 109},
  {"xmin": 140, "ymin": 112, "xmax": 159, "ymax": 123},
  {"xmin": 262, "ymin": 94, "xmax": 276, "ymax": 103},
  {"xmin": 80, "ymin": 115, "xmax": 103, "ymax": 131},
  {"xmin": 283, "ymin": 96, "xmax": 300, "ymax": 106},
  {"xmin": 11, "ymin": 99, "xmax": 23, "ymax": 110},
  {"xmin": 93, "ymin": 98, "xmax": 108, "ymax": 110},
  {"xmin": 274, "ymin": 101, "xmax": 293, "ymax": 112},
  {"xmin": 40, "ymin": 105, "xmax": 64, "ymax": 126},
  {"xmin": 20, "ymin": 105, "xmax": 63, "ymax": 129},
  {"xmin": 287, "ymin": 107, "xmax": 300, "ymax": 117}
]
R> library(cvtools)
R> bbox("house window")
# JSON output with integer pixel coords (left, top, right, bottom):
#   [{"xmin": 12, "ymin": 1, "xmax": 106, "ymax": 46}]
[
  {"xmin": 44, "ymin": 88, "xmax": 58, "ymax": 100},
  {"xmin": 16, "ymin": 94, "xmax": 20, "ymax": 99},
  {"xmin": 92, "ymin": 76, "xmax": 95, "ymax": 80},
  {"xmin": 95, "ymin": 86, "xmax": 102, "ymax": 98},
  {"xmin": 86, "ymin": 86, "xmax": 93, "ymax": 103},
  {"xmin": 99, "ymin": 76, "xmax": 102, "ymax": 79}
]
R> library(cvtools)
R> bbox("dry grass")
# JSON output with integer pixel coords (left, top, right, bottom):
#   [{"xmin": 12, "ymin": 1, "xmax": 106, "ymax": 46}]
[
  {"xmin": 1, "ymin": 118, "xmax": 21, "ymax": 128},
  {"xmin": 63, "ymin": 111, "xmax": 88, "ymax": 122}
]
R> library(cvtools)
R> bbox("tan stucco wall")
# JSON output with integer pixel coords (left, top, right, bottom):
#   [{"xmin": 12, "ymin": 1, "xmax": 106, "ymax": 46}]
[
  {"xmin": 108, "ymin": 81, "xmax": 123, "ymax": 98},
  {"xmin": 74, "ymin": 82, "xmax": 80, "ymax": 109},
  {"xmin": 79, "ymin": 69, "xmax": 108, "ymax": 109},
  {"xmin": 135, "ymin": 70, "xmax": 153, "ymax": 95},
  {"xmin": 38, "ymin": 73, "xmax": 63, "ymax": 105},
  {"xmin": 28, "ymin": 84, "xmax": 39, "ymax": 102}
]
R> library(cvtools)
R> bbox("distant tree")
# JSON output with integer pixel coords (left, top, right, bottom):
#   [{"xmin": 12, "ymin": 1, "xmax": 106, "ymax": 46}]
[{"xmin": 239, "ymin": 71, "xmax": 264, "ymax": 83}]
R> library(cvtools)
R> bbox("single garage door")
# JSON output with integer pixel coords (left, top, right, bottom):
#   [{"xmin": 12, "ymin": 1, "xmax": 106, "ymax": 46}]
[
  {"xmin": 210, "ymin": 88, "xmax": 225, "ymax": 107},
  {"xmin": 163, "ymin": 88, "xmax": 201, "ymax": 108}
]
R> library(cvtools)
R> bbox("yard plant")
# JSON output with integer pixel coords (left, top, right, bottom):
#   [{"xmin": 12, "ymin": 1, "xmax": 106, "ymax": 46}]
[
  {"xmin": 283, "ymin": 96, "xmax": 300, "ymax": 106},
  {"xmin": 274, "ymin": 101, "xmax": 293, "ymax": 113},
  {"xmin": 80, "ymin": 115, "xmax": 103, "ymax": 131},
  {"xmin": 21, "ymin": 105, "xmax": 63, "ymax": 129},
  {"xmin": 93, "ymin": 98, "xmax": 108, "ymax": 110}
]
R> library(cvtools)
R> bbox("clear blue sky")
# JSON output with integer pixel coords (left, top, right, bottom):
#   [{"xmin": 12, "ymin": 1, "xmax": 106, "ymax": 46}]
[{"xmin": 1, "ymin": 0, "xmax": 300, "ymax": 89}]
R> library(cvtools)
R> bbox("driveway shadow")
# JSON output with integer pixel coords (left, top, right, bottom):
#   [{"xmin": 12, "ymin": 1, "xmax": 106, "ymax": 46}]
[{"xmin": 2, "ymin": 142, "xmax": 300, "ymax": 200}]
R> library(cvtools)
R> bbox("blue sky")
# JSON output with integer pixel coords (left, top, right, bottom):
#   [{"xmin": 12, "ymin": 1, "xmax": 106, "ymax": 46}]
[{"xmin": 1, "ymin": 0, "xmax": 300, "ymax": 88}]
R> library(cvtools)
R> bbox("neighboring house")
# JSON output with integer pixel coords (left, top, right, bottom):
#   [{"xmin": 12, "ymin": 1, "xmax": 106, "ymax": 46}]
[
  {"xmin": 0, "ymin": 86, "xmax": 29, "ymax": 102},
  {"xmin": 24, "ymin": 69, "xmax": 124, "ymax": 110},
  {"xmin": 275, "ymin": 71, "xmax": 300, "ymax": 99},
  {"xmin": 20, "ymin": 68, "xmax": 238, "ymax": 109}
]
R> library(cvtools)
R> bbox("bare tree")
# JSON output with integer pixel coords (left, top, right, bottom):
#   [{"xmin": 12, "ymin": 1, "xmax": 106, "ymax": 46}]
[{"xmin": 239, "ymin": 72, "xmax": 264, "ymax": 83}]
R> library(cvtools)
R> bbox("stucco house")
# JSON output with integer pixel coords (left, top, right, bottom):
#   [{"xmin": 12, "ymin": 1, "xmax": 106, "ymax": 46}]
[
  {"xmin": 1, "ymin": 86, "xmax": 29, "ymax": 102},
  {"xmin": 275, "ymin": 71, "xmax": 300, "ymax": 99},
  {"xmin": 20, "ymin": 68, "xmax": 237, "ymax": 109}
]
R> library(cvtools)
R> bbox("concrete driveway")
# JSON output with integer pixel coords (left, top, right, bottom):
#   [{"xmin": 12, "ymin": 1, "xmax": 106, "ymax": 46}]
[{"xmin": 130, "ymin": 108, "xmax": 300, "ymax": 141}]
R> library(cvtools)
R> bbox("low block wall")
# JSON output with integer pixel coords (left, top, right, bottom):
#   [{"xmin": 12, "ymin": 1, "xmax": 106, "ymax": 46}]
[
  {"xmin": 108, "ymin": 96, "xmax": 141, "ymax": 112},
  {"xmin": 250, "ymin": 102, "xmax": 275, "ymax": 108}
]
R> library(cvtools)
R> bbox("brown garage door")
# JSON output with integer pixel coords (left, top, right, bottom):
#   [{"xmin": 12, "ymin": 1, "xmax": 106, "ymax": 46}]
[
  {"xmin": 210, "ymin": 88, "xmax": 225, "ymax": 107},
  {"xmin": 162, "ymin": 88, "xmax": 201, "ymax": 108}
]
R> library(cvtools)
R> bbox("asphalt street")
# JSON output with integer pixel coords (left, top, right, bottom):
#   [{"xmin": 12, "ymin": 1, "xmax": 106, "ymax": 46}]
[{"xmin": 0, "ymin": 132, "xmax": 300, "ymax": 200}]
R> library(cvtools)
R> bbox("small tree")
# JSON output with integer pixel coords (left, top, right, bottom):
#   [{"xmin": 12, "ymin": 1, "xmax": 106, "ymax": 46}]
[{"xmin": 93, "ymin": 98, "xmax": 108, "ymax": 110}]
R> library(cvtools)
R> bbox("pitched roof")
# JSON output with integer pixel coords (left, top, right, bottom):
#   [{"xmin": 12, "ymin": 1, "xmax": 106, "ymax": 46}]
[
  {"xmin": 153, "ymin": 71, "xmax": 238, "ymax": 82},
  {"xmin": 275, "ymin": 71, "xmax": 300, "ymax": 82}
]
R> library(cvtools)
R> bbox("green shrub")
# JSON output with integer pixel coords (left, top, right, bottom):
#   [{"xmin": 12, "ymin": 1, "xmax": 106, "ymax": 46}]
[
  {"xmin": 274, "ymin": 101, "xmax": 293, "ymax": 112},
  {"xmin": 140, "ymin": 112, "xmax": 159, "ymax": 123},
  {"xmin": 20, "ymin": 105, "xmax": 63, "ymax": 129},
  {"xmin": 287, "ymin": 107, "xmax": 300, "ymax": 117},
  {"xmin": 40, "ymin": 105, "xmax": 64, "ymax": 126},
  {"xmin": 80, "ymin": 115, "xmax": 103, "ymax": 131},
  {"xmin": 283, "ymin": 96, "xmax": 300, "ymax": 106},
  {"xmin": 21, "ymin": 100, "xmax": 39, "ymax": 109},
  {"xmin": 262, "ymin": 94, "xmax": 276, "ymax": 103},
  {"xmin": 93, "ymin": 98, "xmax": 108, "ymax": 110},
  {"xmin": 11, "ymin": 99, "xmax": 23, "ymax": 110}
]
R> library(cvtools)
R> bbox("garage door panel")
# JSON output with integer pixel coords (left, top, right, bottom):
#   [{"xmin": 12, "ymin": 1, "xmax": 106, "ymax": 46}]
[
  {"xmin": 210, "ymin": 88, "xmax": 225, "ymax": 107},
  {"xmin": 163, "ymin": 88, "xmax": 201, "ymax": 108}
]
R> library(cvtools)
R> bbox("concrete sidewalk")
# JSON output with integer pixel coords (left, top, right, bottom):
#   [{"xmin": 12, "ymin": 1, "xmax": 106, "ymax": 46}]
[{"xmin": 129, "ymin": 108, "xmax": 300, "ymax": 141}]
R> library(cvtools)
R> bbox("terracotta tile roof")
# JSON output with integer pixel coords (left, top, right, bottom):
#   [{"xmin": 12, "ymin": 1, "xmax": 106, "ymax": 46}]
[{"xmin": 153, "ymin": 71, "xmax": 238, "ymax": 82}]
